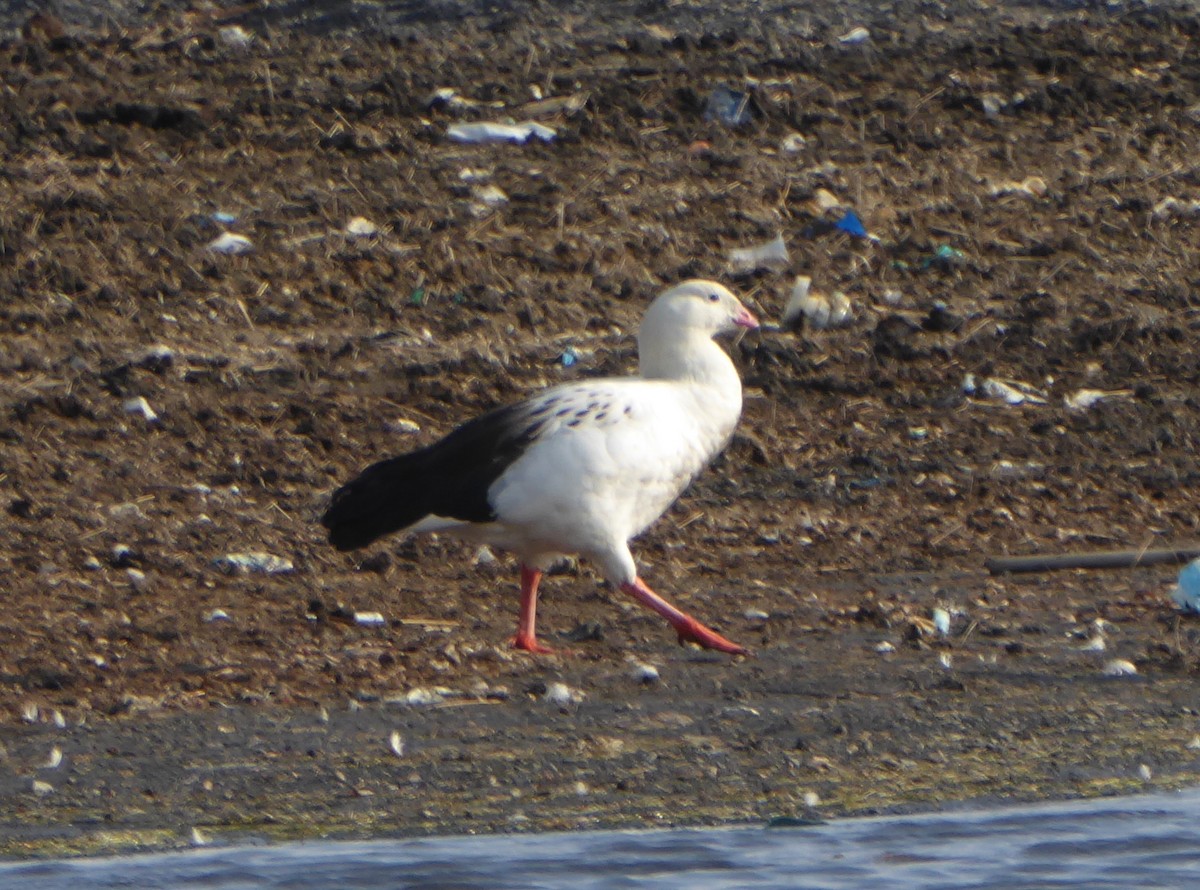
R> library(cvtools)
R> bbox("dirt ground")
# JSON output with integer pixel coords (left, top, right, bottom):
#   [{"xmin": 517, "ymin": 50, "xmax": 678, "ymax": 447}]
[{"xmin": 2, "ymin": 0, "xmax": 1200, "ymax": 858}]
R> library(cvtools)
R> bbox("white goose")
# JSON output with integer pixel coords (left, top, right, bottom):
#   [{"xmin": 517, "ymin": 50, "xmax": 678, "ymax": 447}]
[{"xmin": 321, "ymin": 280, "xmax": 758, "ymax": 655}]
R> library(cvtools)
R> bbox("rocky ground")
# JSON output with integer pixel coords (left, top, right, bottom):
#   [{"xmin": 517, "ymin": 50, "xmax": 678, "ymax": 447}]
[{"xmin": 2, "ymin": 0, "xmax": 1200, "ymax": 858}]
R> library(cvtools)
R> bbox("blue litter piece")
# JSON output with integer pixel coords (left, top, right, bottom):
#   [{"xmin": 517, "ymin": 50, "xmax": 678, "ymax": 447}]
[
  {"xmin": 1174, "ymin": 558, "xmax": 1200, "ymax": 613},
  {"xmin": 560, "ymin": 347, "xmax": 578, "ymax": 367},
  {"xmin": 834, "ymin": 210, "xmax": 868, "ymax": 238},
  {"xmin": 212, "ymin": 211, "xmax": 238, "ymax": 225},
  {"xmin": 704, "ymin": 85, "xmax": 751, "ymax": 126}
]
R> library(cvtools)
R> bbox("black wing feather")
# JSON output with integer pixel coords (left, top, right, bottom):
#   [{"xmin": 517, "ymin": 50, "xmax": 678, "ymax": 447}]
[{"xmin": 320, "ymin": 401, "xmax": 540, "ymax": 551}]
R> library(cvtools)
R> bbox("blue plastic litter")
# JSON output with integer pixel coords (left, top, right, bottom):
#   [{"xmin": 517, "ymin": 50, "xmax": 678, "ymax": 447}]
[
  {"xmin": 704, "ymin": 85, "xmax": 751, "ymax": 126},
  {"xmin": 834, "ymin": 210, "xmax": 868, "ymax": 238},
  {"xmin": 560, "ymin": 347, "xmax": 578, "ymax": 367},
  {"xmin": 212, "ymin": 211, "xmax": 238, "ymax": 225},
  {"xmin": 1173, "ymin": 558, "xmax": 1200, "ymax": 613}
]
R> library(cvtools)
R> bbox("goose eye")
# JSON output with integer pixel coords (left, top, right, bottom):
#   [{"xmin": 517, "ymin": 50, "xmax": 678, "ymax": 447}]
[{"xmin": 708, "ymin": 292, "xmax": 720, "ymax": 302}]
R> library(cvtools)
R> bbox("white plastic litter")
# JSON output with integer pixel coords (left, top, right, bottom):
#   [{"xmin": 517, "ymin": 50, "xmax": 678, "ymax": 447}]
[
  {"xmin": 207, "ymin": 232, "xmax": 253, "ymax": 254},
  {"xmin": 447, "ymin": 121, "xmax": 556, "ymax": 145},
  {"xmin": 783, "ymin": 276, "xmax": 853, "ymax": 330},
  {"xmin": 123, "ymin": 396, "xmax": 158, "ymax": 422},
  {"xmin": 1064, "ymin": 389, "xmax": 1132, "ymax": 411},
  {"xmin": 837, "ymin": 26, "xmax": 871, "ymax": 44},
  {"xmin": 344, "ymin": 216, "xmax": 380, "ymax": 237},
  {"xmin": 354, "ymin": 611, "xmax": 387, "ymax": 627},
  {"xmin": 218, "ymin": 25, "xmax": 253, "ymax": 49},
  {"xmin": 212, "ymin": 552, "xmax": 294, "ymax": 575},
  {"xmin": 728, "ymin": 233, "xmax": 789, "ymax": 273},
  {"xmin": 1172, "ymin": 558, "xmax": 1200, "ymax": 613},
  {"xmin": 1102, "ymin": 659, "xmax": 1138, "ymax": 677}
]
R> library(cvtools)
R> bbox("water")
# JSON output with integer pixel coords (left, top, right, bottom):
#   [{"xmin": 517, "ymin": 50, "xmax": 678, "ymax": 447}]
[{"xmin": 4, "ymin": 790, "xmax": 1199, "ymax": 889}]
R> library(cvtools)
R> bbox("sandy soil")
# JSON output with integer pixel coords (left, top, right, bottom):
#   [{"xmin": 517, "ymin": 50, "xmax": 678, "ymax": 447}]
[{"xmin": 2, "ymin": 0, "xmax": 1199, "ymax": 857}]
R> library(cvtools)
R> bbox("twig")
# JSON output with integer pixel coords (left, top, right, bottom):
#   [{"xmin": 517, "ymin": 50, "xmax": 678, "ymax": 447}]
[{"xmin": 985, "ymin": 546, "xmax": 1200, "ymax": 575}]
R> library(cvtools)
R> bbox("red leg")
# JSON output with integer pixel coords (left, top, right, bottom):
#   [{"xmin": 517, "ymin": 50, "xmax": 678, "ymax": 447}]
[
  {"xmin": 619, "ymin": 577, "xmax": 748, "ymax": 655},
  {"xmin": 511, "ymin": 565, "xmax": 555, "ymax": 654}
]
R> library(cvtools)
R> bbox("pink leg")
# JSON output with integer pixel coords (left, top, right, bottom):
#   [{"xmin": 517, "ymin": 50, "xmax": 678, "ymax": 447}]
[
  {"xmin": 511, "ymin": 565, "xmax": 555, "ymax": 654},
  {"xmin": 619, "ymin": 576, "xmax": 748, "ymax": 655}
]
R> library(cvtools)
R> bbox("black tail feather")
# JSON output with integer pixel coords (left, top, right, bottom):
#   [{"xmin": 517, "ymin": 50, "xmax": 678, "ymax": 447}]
[
  {"xmin": 321, "ymin": 401, "xmax": 538, "ymax": 551},
  {"xmin": 321, "ymin": 452, "xmax": 431, "ymax": 551}
]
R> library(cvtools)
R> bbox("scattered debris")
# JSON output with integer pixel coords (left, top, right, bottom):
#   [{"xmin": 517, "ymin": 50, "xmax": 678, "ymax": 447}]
[
  {"xmin": 126, "ymin": 568, "xmax": 150, "ymax": 592},
  {"xmin": 122, "ymin": 395, "xmax": 158, "ymax": 423},
  {"xmin": 354, "ymin": 611, "xmax": 386, "ymax": 627},
  {"xmin": 206, "ymin": 232, "xmax": 253, "ymax": 255},
  {"xmin": 211, "ymin": 211, "xmax": 237, "ymax": 225},
  {"xmin": 471, "ymin": 183, "xmax": 509, "ymax": 209},
  {"xmin": 389, "ymin": 731, "xmax": 405, "ymax": 757},
  {"xmin": 783, "ymin": 276, "xmax": 853, "ymax": 330},
  {"xmin": 560, "ymin": 346, "xmax": 579, "ymax": 367},
  {"xmin": 743, "ymin": 608, "xmax": 769, "ymax": 621},
  {"xmin": 833, "ymin": 209, "xmax": 878, "ymax": 241},
  {"xmin": 30, "ymin": 779, "xmax": 54, "ymax": 797},
  {"xmin": 812, "ymin": 188, "xmax": 843, "ymax": 212},
  {"xmin": 1102, "ymin": 659, "xmax": 1138, "ymax": 677},
  {"xmin": 728, "ymin": 233, "xmax": 789, "ymax": 274},
  {"xmin": 780, "ymin": 133, "xmax": 806, "ymax": 154},
  {"xmin": 204, "ymin": 608, "xmax": 231, "ymax": 622},
  {"xmin": 988, "ymin": 176, "xmax": 1048, "ymax": 199},
  {"xmin": 1064, "ymin": 389, "xmax": 1133, "ymax": 411},
  {"xmin": 344, "ymin": 216, "xmax": 380, "ymax": 238},
  {"xmin": 1173, "ymin": 558, "xmax": 1200, "ymax": 613},
  {"xmin": 919, "ymin": 244, "xmax": 966, "ymax": 270},
  {"xmin": 21, "ymin": 702, "xmax": 39, "ymax": 724},
  {"xmin": 218, "ymin": 25, "xmax": 253, "ymax": 50},
  {"xmin": 1152, "ymin": 196, "xmax": 1200, "ymax": 219},
  {"xmin": 212, "ymin": 552, "xmax": 295, "ymax": 575},
  {"xmin": 938, "ymin": 652, "xmax": 953, "ymax": 669},
  {"xmin": 963, "ymin": 374, "xmax": 1048, "ymax": 406},
  {"xmin": 932, "ymin": 608, "xmax": 951, "ymax": 637},
  {"xmin": 190, "ymin": 827, "xmax": 211, "ymax": 847},
  {"xmin": 397, "ymin": 687, "xmax": 445, "ymax": 706},
  {"xmin": 542, "ymin": 681, "xmax": 581, "ymax": 706},
  {"xmin": 385, "ymin": 418, "xmax": 421, "ymax": 435},
  {"xmin": 704, "ymin": 84, "xmax": 752, "ymax": 126},
  {"xmin": 1138, "ymin": 763, "xmax": 1153, "ymax": 782},
  {"xmin": 630, "ymin": 662, "xmax": 660, "ymax": 684},
  {"xmin": 446, "ymin": 121, "xmax": 556, "ymax": 144},
  {"xmin": 42, "ymin": 747, "xmax": 63, "ymax": 769},
  {"xmin": 875, "ymin": 640, "xmax": 896, "ymax": 653},
  {"xmin": 837, "ymin": 26, "xmax": 871, "ymax": 45}
]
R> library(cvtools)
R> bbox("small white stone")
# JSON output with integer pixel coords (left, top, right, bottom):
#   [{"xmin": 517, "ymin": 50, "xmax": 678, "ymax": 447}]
[
  {"xmin": 1103, "ymin": 659, "xmax": 1138, "ymax": 677},
  {"xmin": 42, "ymin": 747, "xmax": 63, "ymax": 769},
  {"xmin": 744, "ymin": 608, "xmax": 770, "ymax": 621},
  {"xmin": 543, "ymin": 682, "xmax": 578, "ymax": 706},
  {"xmin": 389, "ymin": 731, "xmax": 405, "ymax": 757},
  {"xmin": 837, "ymin": 26, "xmax": 871, "ymax": 44},
  {"xmin": 354, "ymin": 611, "xmax": 386, "ymax": 627},
  {"xmin": 780, "ymin": 132, "xmax": 806, "ymax": 154},
  {"xmin": 803, "ymin": 791, "xmax": 821, "ymax": 807},
  {"xmin": 344, "ymin": 216, "xmax": 380, "ymax": 238},
  {"xmin": 218, "ymin": 25, "xmax": 253, "ymax": 49},
  {"xmin": 938, "ymin": 652, "xmax": 953, "ymax": 670},
  {"xmin": 875, "ymin": 640, "xmax": 896, "ymax": 654},
  {"xmin": 204, "ymin": 608, "xmax": 231, "ymax": 623},
  {"xmin": 126, "ymin": 568, "xmax": 150, "ymax": 592},
  {"xmin": 630, "ymin": 662, "xmax": 660, "ymax": 684},
  {"xmin": 207, "ymin": 232, "xmax": 253, "ymax": 255},
  {"xmin": 190, "ymin": 826, "xmax": 212, "ymax": 846},
  {"xmin": 123, "ymin": 396, "xmax": 158, "ymax": 422},
  {"xmin": 1138, "ymin": 763, "xmax": 1153, "ymax": 782},
  {"xmin": 385, "ymin": 418, "xmax": 421, "ymax": 434},
  {"xmin": 932, "ymin": 608, "xmax": 951, "ymax": 637},
  {"xmin": 31, "ymin": 779, "xmax": 53, "ymax": 797}
]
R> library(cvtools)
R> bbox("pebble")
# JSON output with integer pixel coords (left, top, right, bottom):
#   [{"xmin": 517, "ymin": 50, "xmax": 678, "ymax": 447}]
[
  {"xmin": 31, "ymin": 779, "xmax": 54, "ymax": 797},
  {"xmin": 837, "ymin": 26, "xmax": 871, "ymax": 44},
  {"xmin": 630, "ymin": 662, "xmax": 660, "ymax": 684},
  {"xmin": 354, "ymin": 611, "xmax": 386, "ymax": 627},
  {"xmin": 932, "ymin": 608, "xmax": 951, "ymax": 636},
  {"xmin": 123, "ymin": 396, "xmax": 158, "ymax": 422},
  {"xmin": 204, "ymin": 608, "xmax": 231, "ymax": 623},
  {"xmin": 743, "ymin": 608, "xmax": 770, "ymax": 621},
  {"xmin": 1102, "ymin": 659, "xmax": 1138, "ymax": 677},
  {"xmin": 389, "ymin": 731, "xmax": 405, "ymax": 757},
  {"xmin": 213, "ymin": 552, "xmax": 294, "ymax": 575},
  {"xmin": 875, "ymin": 640, "xmax": 896, "ymax": 653},
  {"xmin": 206, "ymin": 232, "xmax": 253, "ymax": 255},
  {"xmin": 344, "ymin": 216, "xmax": 379, "ymax": 237},
  {"xmin": 543, "ymin": 682, "xmax": 579, "ymax": 706}
]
